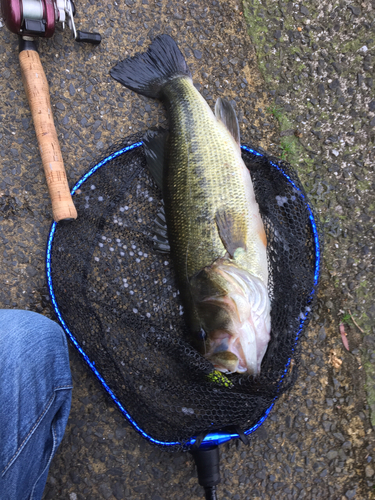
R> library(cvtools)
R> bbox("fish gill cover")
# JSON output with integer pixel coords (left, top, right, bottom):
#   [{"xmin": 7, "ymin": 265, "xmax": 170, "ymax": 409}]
[{"xmin": 47, "ymin": 132, "xmax": 321, "ymax": 450}]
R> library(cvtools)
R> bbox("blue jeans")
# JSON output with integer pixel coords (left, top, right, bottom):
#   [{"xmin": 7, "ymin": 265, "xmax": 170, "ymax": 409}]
[{"xmin": 0, "ymin": 310, "xmax": 72, "ymax": 500}]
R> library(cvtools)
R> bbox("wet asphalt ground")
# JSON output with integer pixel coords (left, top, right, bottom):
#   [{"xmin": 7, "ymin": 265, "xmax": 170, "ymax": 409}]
[{"xmin": 0, "ymin": 0, "xmax": 375, "ymax": 499}]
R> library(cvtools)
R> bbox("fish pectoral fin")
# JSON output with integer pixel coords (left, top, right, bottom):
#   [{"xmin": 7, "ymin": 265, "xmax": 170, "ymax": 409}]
[
  {"xmin": 215, "ymin": 210, "xmax": 246, "ymax": 258},
  {"xmin": 152, "ymin": 205, "xmax": 171, "ymax": 253},
  {"xmin": 214, "ymin": 97, "xmax": 241, "ymax": 147},
  {"xmin": 143, "ymin": 128, "xmax": 169, "ymax": 191}
]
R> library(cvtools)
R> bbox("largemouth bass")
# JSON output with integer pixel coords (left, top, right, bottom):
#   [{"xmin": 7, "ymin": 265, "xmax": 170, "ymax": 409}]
[{"xmin": 110, "ymin": 35, "xmax": 271, "ymax": 375}]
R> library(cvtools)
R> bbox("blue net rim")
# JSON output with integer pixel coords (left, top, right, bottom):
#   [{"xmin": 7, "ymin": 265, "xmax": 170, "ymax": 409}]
[{"xmin": 46, "ymin": 141, "xmax": 321, "ymax": 449}]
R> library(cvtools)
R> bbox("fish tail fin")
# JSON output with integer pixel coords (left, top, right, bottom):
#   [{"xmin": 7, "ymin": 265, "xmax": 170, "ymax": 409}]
[{"xmin": 110, "ymin": 35, "xmax": 191, "ymax": 98}]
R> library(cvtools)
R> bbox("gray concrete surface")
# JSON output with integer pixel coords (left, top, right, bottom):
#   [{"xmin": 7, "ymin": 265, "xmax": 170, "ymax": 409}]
[{"xmin": 0, "ymin": 0, "xmax": 374, "ymax": 499}]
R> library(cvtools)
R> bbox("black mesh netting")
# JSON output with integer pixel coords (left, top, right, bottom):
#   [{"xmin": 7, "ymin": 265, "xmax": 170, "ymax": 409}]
[{"xmin": 47, "ymin": 132, "xmax": 321, "ymax": 450}]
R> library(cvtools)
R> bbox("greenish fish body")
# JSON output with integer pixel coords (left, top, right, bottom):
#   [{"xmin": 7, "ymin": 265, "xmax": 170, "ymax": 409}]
[
  {"xmin": 162, "ymin": 77, "xmax": 268, "ymax": 283},
  {"xmin": 111, "ymin": 35, "xmax": 271, "ymax": 375}
]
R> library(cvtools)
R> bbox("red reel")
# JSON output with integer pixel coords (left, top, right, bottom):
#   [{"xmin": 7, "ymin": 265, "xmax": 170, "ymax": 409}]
[
  {"xmin": 1, "ymin": 0, "xmax": 100, "ymax": 44},
  {"xmin": 1, "ymin": 0, "xmax": 56, "ymax": 38}
]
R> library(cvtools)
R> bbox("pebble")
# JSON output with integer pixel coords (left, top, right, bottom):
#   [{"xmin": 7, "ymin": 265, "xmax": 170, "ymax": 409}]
[
  {"xmin": 98, "ymin": 483, "xmax": 112, "ymax": 499},
  {"xmin": 55, "ymin": 102, "xmax": 65, "ymax": 111},
  {"xmin": 322, "ymin": 421, "xmax": 331, "ymax": 432},
  {"xmin": 327, "ymin": 450, "xmax": 338, "ymax": 460},
  {"xmin": 318, "ymin": 327, "xmax": 326, "ymax": 341},
  {"xmin": 348, "ymin": 5, "xmax": 361, "ymax": 16},
  {"xmin": 26, "ymin": 265, "xmax": 37, "ymax": 277},
  {"xmin": 366, "ymin": 466, "xmax": 375, "ymax": 478},
  {"xmin": 21, "ymin": 118, "xmax": 29, "ymax": 130}
]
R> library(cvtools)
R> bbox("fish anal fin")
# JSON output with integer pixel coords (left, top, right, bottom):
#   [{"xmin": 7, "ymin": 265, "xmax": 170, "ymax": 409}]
[
  {"xmin": 214, "ymin": 97, "xmax": 241, "ymax": 147},
  {"xmin": 215, "ymin": 210, "xmax": 246, "ymax": 258},
  {"xmin": 143, "ymin": 129, "xmax": 169, "ymax": 191}
]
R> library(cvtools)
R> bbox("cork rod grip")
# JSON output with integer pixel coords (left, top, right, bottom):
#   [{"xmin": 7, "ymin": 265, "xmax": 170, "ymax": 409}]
[{"xmin": 19, "ymin": 50, "xmax": 77, "ymax": 222}]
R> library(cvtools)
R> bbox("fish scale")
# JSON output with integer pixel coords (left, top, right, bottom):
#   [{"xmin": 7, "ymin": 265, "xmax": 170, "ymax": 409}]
[{"xmin": 163, "ymin": 77, "xmax": 264, "ymax": 282}]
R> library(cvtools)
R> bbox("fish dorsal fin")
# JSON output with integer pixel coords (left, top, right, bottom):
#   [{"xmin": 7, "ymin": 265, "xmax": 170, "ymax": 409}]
[
  {"xmin": 143, "ymin": 129, "xmax": 169, "ymax": 191},
  {"xmin": 215, "ymin": 210, "xmax": 246, "ymax": 258},
  {"xmin": 214, "ymin": 97, "xmax": 241, "ymax": 147}
]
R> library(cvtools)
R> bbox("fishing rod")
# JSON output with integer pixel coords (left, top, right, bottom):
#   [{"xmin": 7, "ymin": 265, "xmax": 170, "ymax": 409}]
[{"xmin": 1, "ymin": 0, "xmax": 101, "ymax": 221}]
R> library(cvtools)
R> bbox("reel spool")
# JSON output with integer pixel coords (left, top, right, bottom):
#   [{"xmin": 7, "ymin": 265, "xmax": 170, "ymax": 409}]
[{"xmin": 1, "ymin": 0, "xmax": 101, "ymax": 44}]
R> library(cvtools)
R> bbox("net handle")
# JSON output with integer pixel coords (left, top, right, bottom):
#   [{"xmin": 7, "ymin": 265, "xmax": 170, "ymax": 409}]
[
  {"xmin": 204, "ymin": 486, "xmax": 218, "ymax": 500},
  {"xmin": 191, "ymin": 446, "xmax": 221, "ymax": 498}
]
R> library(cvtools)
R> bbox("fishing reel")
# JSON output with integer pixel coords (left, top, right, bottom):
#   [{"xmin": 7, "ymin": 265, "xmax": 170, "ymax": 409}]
[{"xmin": 1, "ymin": 0, "xmax": 101, "ymax": 44}]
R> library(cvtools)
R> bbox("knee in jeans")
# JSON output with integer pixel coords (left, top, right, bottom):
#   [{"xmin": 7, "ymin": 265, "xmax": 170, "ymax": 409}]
[{"xmin": 0, "ymin": 309, "xmax": 68, "ymax": 368}]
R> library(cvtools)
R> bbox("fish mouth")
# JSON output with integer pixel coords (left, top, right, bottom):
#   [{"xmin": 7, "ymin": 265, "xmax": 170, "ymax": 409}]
[
  {"xmin": 199, "ymin": 263, "xmax": 271, "ymax": 375},
  {"xmin": 205, "ymin": 326, "xmax": 256, "ymax": 374},
  {"xmin": 207, "ymin": 351, "xmax": 245, "ymax": 374}
]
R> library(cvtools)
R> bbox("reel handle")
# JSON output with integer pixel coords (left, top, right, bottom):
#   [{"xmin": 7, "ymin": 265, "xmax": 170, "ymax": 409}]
[
  {"xmin": 75, "ymin": 30, "xmax": 102, "ymax": 45},
  {"xmin": 19, "ymin": 44, "xmax": 77, "ymax": 222}
]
